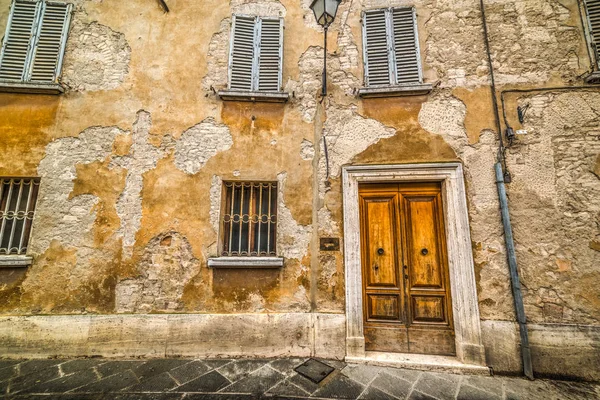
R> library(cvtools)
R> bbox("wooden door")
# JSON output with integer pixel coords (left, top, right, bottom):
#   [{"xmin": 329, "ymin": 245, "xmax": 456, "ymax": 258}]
[{"xmin": 359, "ymin": 182, "xmax": 455, "ymax": 355}]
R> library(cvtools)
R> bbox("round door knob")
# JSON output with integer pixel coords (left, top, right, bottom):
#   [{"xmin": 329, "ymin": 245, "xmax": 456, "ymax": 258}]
[
  {"xmin": 377, "ymin": 248, "xmax": 384, "ymax": 255},
  {"xmin": 421, "ymin": 248, "xmax": 429, "ymax": 256}
]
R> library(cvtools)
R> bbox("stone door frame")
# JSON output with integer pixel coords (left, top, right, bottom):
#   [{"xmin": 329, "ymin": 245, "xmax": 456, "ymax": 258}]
[{"xmin": 342, "ymin": 163, "xmax": 486, "ymax": 366}]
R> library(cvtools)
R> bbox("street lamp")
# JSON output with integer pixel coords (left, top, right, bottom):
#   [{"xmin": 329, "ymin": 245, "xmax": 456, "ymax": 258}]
[{"xmin": 309, "ymin": 0, "xmax": 341, "ymax": 97}]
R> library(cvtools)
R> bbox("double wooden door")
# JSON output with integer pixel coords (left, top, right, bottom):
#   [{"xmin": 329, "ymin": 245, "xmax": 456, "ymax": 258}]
[{"xmin": 359, "ymin": 182, "xmax": 455, "ymax": 355}]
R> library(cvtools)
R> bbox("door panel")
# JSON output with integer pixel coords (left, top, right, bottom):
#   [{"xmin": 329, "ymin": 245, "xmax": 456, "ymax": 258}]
[
  {"xmin": 405, "ymin": 197, "xmax": 443, "ymax": 289},
  {"xmin": 360, "ymin": 187, "xmax": 407, "ymax": 353},
  {"xmin": 367, "ymin": 294, "xmax": 401, "ymax": 320},
  {"xmin": 364, "ymin": 197, "xmax": 399, "ymax": 288},
  {"xmin": 365, "ymin": 326, "xmax": 409, "ymax": 353},
  {"xmin": 359, "ymin": 182, "xmax": 455, "ymax": 356},
  {"xmin": 411, "ymin": 295, "xmax": 446, "ymax": 323}
]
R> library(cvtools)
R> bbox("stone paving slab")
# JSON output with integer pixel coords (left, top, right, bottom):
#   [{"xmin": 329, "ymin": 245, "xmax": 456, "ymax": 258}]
[{"xmin": 0, "ymin": 357, "xmax": 598, "ymax": 399}]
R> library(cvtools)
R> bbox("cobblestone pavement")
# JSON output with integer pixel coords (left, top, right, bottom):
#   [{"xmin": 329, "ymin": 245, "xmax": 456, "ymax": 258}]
[{"xmin": 0, "ymin": 358, "xmax": 598, "ymax": 399}]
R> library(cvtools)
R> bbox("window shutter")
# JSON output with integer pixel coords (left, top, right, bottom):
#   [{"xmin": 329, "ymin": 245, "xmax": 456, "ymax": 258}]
[
  {"xmin": 0, "ymin": 0, "xmax": 41, "ymax": 81},
  {"xmin": 29, "ymin": 1, "xmax": 72, "ymax": 83},
  {"xmin": 229, "ymin": 15, "xmax": 256, "ymax": 91},
  {"xmin": 392, "ymin": 8, "xmax": 422, "ymax": 85},
  {"xmin": 585, "ymin": 0, "xmax": 600, "ymax": 67},
  {"xmin": 362, "ymin": 9, "xmax": 391, "ymax": 87},
  {"xmin": 257, "ymin": 17, "xmax": 283, "ymax": 92}
]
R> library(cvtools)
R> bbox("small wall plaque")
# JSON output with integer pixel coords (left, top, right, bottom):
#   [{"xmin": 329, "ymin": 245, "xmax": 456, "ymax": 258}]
[{"xmin": 320, "ymin": 238, "xmax": 340, "ymax": 251}]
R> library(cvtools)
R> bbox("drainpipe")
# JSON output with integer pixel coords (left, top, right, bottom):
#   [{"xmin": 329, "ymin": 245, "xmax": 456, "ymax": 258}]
[
  {"xmin": 480, "ymin": 0, "xmax": 534, "ymax": 380},
  {"xmin": 495, "ymin": 164, "xmax": 533, "ymax": 380}
]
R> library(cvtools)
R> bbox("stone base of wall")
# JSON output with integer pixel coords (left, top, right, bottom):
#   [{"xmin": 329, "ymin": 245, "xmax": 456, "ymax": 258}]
[
  {"xmin": 2, "ymin": 315, "xmax": 598, "ymax": 382},
  {"xmin": 482, "ymin": 320, "xmax": 600, "ymax": 382},
  {"xmin": 0, "ymin": 313, "xmax": 346, "ymax": 360}
]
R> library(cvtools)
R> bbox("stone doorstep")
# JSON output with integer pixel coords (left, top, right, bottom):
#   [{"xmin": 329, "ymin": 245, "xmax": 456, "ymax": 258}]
[{"xmin": 345, "ymin": 352, "xmax": 491, "ymax": 376}]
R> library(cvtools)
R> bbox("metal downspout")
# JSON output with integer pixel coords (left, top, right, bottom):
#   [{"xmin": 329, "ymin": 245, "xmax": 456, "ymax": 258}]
[
  {"xmin": 479, "ymin": 0, "xmax": 534, "ymax": 380},
  {"xmin": 495, "ymin": 164, "xmax": 534, "ymax": 380}
]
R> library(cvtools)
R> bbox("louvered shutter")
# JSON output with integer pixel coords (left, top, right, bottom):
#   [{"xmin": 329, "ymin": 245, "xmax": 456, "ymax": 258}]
[
  {"xmin": 586, "ymin": 0, "xmax": 600, "ymax": 68},
  {"xmin": 229, "ymin": 15, "xmax": 256, "ymax": 91},
  {"xmin": 257, "ymin": 17, "xmax": 283, "ymax": 92},
  {"xmin": 362, "ymin": 9, "xmax": 391, "ymax": 87},
  {"xmin": 392, "ymin": 8, "xmax": 422, "ymax": 85},
  {"xmin": 30, "ymin": 1, "xmax": 72, "ymax": 83},
  {"xmin": 0, "ymin": 0, "xmax": 41, "ymax": 81}
]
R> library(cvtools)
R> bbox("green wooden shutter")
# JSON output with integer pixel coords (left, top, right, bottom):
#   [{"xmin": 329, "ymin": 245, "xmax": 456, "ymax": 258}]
[
  {"xmin": 362, "ymin": 9, "xmax": 391, "ymax": 87},
  {"xmin": 0, "ymin": 0, "xmax": 41, "ymax": 81},
  {"xmin": 229, "ymin": 15, "xmax": 256, "ymax": 91},
  {"xmin": 392, "ymin": 7, "xmax": 422, "ymax": 85},
  {"xmin": 29, "ymin": 1, "xmax": 72, "ymax": 83},
  {"xmin": 585, "ymin": 0, "xmax": 600, "ymax": 68},
  {"xmin": 257, "ymin": 17, "xmax": 283, "ymax": 92}
]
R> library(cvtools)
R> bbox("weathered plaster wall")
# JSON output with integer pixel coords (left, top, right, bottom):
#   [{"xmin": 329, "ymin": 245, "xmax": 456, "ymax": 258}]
[{"xmin": 0, "ymin": 0, "xmax": 598, "ymax": 380}]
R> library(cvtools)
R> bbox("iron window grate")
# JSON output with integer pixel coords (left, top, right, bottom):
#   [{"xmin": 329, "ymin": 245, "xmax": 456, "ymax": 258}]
[
  {"xmin": 0, "ymin": 177, "xmax": 41, "ymax": 255},
  {"xmin": 221, "ymin": 181, "xmax": 277, "ymax": 257}
]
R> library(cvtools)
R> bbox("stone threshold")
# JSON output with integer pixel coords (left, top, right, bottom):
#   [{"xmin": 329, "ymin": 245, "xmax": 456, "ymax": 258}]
[{"xmin": 346, "ymin": 351, "xmax": 491, "ymax": 375}]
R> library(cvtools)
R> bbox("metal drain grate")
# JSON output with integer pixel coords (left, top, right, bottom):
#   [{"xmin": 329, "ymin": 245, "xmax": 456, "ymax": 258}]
[{"xmin": 294, "ymin": 358, "xmax": 335, "ymax": 384}]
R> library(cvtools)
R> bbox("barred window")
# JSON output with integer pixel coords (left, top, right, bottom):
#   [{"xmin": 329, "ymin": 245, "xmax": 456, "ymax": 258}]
[
  {"xmin": 0, "ymin": 178, "xmax": 41, "ymax": 255},
  {"xmin": 221, "ymin": 182, "xmax": 277, "ymax": 256}
]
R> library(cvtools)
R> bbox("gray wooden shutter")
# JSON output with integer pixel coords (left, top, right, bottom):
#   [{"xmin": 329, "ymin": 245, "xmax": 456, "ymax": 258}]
[
  {"xmin": 362, "ymin": 9, "xmax": 391, "ymax": 87},
  {"xmin": 391, "ymin": 7, "xmax": 422, "ymax": 85},
  {"xmin": 229, "ymin": 15, "xmax": 256, "ymax": 91},
  {"xmin": 257, "ymin": 17, "xmax": 283, "ymax": 92},
  {"xmin": 0, "ymin": 0, "xmax": 41, "ymax": 81},
  {"xmin": 585, "ymin": 0, "xmax": 600, "ymax": 68},
  {"xmin": 29, "ymin": 1, "xmax": 72, "ymax": 83}
]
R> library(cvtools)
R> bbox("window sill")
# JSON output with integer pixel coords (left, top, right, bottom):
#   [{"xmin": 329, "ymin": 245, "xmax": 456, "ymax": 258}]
[
  {"xmin": 0, "ymin": 255, "xmax": 33, "ymax": 268},
  {"xmin": 584, "ymin": 71, "xmax": 600, "ymax": 85},
  {"xmin": 358, "ymin": 83, "xmax": 433, "ymax": 98},
  {"xmin": 207, "ymin": 256, "xmax": 284, "ymax": 269},
  {"xmin": 218, "ymin": 90, "xmax": 289, "ymax": 103},
  {"xmin": 0, "ymin": 81, "xmax": 65, "ymax": 95}
]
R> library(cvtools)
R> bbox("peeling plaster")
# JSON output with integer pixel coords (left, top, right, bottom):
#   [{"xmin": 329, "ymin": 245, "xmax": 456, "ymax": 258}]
[
  {"xmin": 175, "ymin": 118, "xmax": 233, "ymax": 175},
  {"xmin": 115, "ymin": 232, "xmax": 201, "ymax": 313},
  {"xmin": 111, "ymin": 111, "xmax": 171, "ymax": 259},
  {"xmin": 62, "ymin": 20, "xmax": 131, "ymax": 92},
  {"xmin": 231, "ymin": 0, "xmax": 286, "ymax": 17},
  {"xmin": 29, "ymin": 126, "xmax": 121, "ymax": 276},
  {"xmin": 300, "ymin": 139, "xmax": 315, "ymax": 161},
  {"xmin": 321, "ymin": 103, "xmax": 396, "ymax": 179},
  {"xmin": 276, "ymin": 172, "xmax": 312, "ymax": 261}
]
